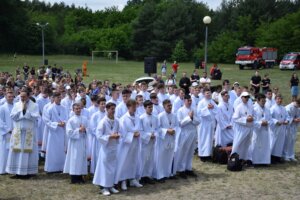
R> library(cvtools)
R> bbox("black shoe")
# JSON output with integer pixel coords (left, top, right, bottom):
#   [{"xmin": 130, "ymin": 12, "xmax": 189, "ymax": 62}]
[
  {"xmin": 156, "ymin": 178, "xmax": 166, "ymax": 183},
  {"xmin": 178, "ymin": 172, "xmax": 187, "ymax": 179},
  {"xmin": 169, "ymin": 175, "xmax": 178, "ymax": 180},
  {"xmin": 185, "ymin": 170, "xmax": 197, "ymax": 177},
  {"xmin": 10, "ymin": 174, "xmax": 31, "ymax": 179},
  {"xmin": 199, "ymin": 156, "xmax": 212, "ymax": 162},
  {"xmin": 145, "ymin": 177, "xmax": 155, "ymax": 184},
  {"xmin": 245, "ymin": 160, "xmax": 254, "ymax": 168}
]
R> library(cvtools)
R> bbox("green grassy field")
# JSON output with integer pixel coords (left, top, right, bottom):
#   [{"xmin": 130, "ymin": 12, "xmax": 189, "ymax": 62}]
[{"xmin": 0, "ymin": 54, "xmax": 296, "ymax": 104}]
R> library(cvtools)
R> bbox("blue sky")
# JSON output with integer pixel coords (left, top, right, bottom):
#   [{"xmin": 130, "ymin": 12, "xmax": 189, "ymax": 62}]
[{"xmin": 41, "ymin": 0, "xmax": 222, "ymax": 11}]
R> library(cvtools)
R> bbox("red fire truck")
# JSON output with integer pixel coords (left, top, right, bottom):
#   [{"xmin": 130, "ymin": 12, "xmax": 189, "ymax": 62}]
[{"xmin": 235, "ymin": 46, "xmax": 277, "ymax": 70}]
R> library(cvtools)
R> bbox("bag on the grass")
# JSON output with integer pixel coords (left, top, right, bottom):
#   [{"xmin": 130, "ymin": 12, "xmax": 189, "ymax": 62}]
[
  {"xmin": 213, "ymin": 145, "xmax": 228, "ymax": 164},
  {"xmin": 227, "ymin": 152, "xmax": 243, "ymax": 171}
]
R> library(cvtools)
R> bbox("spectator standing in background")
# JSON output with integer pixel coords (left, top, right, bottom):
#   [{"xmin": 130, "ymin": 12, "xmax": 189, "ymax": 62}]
[
  {"xmin": 190, "ymin": 69, "xmax": 200, "ymax": 85},
  {"xmin": 290, "ymin": 73, "xmax": 299, "ymax": 102},
  {"xmin": 250, "ymin": 70, "xmax": 261, "ymax": 95},
  {"xmin": 261, "ymin": 73, "xmax": 271, "ymax": 94},
  {"xmin": 179, "ymin": 72, "xmax": 191, "ymax": 95},
  {"xmin": 172, "ymin": 61, "xmax": 179, "ymax": 79},
  {"xmin": 161, "ymin": 60, "xmax": 167, "ymax": 77}
]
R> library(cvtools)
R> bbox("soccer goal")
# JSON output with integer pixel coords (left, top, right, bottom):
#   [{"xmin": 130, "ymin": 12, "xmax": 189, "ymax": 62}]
[{"xmin": 91, "ymin": 50, "xmax": 118, "ymax": 64}]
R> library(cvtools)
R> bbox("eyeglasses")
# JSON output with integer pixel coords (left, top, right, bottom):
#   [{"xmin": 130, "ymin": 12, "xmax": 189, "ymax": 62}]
[{"xmin": 243, "ymin": 96, "xmax": 250, "ymax": 99}]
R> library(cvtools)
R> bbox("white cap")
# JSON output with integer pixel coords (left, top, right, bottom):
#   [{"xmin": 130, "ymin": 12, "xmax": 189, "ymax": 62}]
[
  {"xmin": 241, "ymin": 92, "xmax": 250, "ymax": 97},
  {"xmin": 233, "ymin": 82, "xmax": 239, "ymax": 86},
  {"xmin": 192, "ymin": 82, "xmax": 198, "ymax": 87},
  {"xmin": 65, "ymin": 85, "xmax": 71, "ymax": 90}
]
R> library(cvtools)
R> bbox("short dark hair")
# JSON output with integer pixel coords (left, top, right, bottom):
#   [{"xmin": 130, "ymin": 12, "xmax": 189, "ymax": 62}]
[
  {"xmin": 184, "ymin": 94, "xmax": 191, "ymax": 100},
  {"xmin": 126, "ymin": 99, "xmax": 136, "ymax": 108},
  {"xmin": 106, "ymin": 102, "xmax": 116, "ymax": 109},
  {"xmin": 150, "ymin": 93, "xmax": 158, "ymax": 99},
  {"xmin": 97, "ymin": 97, "xmax": 106, "ymax": 104},
  {"xmin": 256, "ymin": 93, "xmax": 266, "ymax": 101},
  {"xmin": 163, "ymin": 99, "xmax": 171, "ymax": 106},
  {"xmin": 122, "ymin": 89, "xmax": 132, "ymax": 95},
  {"xmin": 222, "ymin": 79, "xmax": 230, "ymax": 86},
  {"xmin": 143, "ymin": 100, "xmax": 153, "ymax": 108}
]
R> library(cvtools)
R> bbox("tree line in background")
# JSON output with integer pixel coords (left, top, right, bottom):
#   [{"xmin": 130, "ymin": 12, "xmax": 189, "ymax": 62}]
[{"xmin": 0, "ymin": 0, "xmax": 299, "ymax": 63}]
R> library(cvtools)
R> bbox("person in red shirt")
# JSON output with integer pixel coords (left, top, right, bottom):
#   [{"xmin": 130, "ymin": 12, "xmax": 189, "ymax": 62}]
[{"xmin": 172, "ymin": 61, "xmax": 179, "ymax": 78}]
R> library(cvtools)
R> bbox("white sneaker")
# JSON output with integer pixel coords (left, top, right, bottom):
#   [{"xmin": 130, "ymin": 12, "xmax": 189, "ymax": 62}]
[
  {"xmin": 284, "ymin": 157, "xmax": 291, "ymax": 162},
  {"xmin": 121, "ymin": 181, "xmax": 127, "ymax": 191},
  {"xmin": 101, "ymin": 188, "xmax": 111, "ymax": 196},
  {"xmin": 290, "ymin": 158, "xmax": 298, "ymax": 162},
  {"xmin": 130, "ymin": 179, "xmax": 143, "ymax": 188},
  {"xmin": 110, "ymin": 187, "xmax": 119, "ymax": 194}
]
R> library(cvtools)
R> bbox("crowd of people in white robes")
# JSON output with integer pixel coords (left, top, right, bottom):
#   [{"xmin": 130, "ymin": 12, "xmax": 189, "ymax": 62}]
[{"xmin": 0, "ymin": 69, "xmax": 299, "ymax": 196}]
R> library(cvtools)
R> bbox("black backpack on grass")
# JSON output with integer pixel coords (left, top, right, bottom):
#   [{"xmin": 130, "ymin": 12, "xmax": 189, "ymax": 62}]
[
  {"xmin": 212, "ymin": 145, "xmax": 228, "ymax": 164},
  {"xmin": 227, "ymin": 153, "xmax": 243, "ymax": 171}
]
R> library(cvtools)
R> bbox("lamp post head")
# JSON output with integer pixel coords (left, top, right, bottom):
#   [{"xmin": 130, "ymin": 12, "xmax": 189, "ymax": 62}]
[{"xmin": 203, "ymin": 16, "xmax": 211, "ymax": 25}]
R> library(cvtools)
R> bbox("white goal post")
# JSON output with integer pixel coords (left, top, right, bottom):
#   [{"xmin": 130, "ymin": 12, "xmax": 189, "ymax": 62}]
[{"xmin": 91, "ymin": 50, "xmax": 118, "ymax": 64}]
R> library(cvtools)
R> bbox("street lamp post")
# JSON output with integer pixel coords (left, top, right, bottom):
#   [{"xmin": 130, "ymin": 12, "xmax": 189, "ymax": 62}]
[
  {"xmin": 203, "ymin": 16, "xmax": 211, "ymax": 74},
  {"xmin": 36, "ymin": 22, "xmax": 49, "ymax": 65}
]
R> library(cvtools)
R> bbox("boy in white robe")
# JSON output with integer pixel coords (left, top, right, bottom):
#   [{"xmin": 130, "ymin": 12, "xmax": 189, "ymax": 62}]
[
  {"xmin": 0, "ymin": 92, "xmax": 14, "ymax": 174},
  {"xmin": 36, "ymin": 88, "xmax": 50, "ymax": 151},
  {"xmin": 283, "ymin": 99, "xmax": 300, "ymax": 161},
  {"xmin": 93, "ymin": 102, "xmax": 120, "ymax": 196},
  {"xmin": 174, "ymin": 95, "xmax": 199, "ymax": 178},
  {"xmin": 139, "ymin": 100, "xmax": 158, "ymax": 184},
  {"xmin": 265, "ymin": 89, "xmax": 275, "ymax": 110},
  {"xmin": 87, "ymin": 95, "xmax": 99, "ymax": 117},
  {"xmin": 191, "ymin": 86, "xmax": 202, "ymax": 110},
  {"xmin": 41, "ymin": 97, "xmax": 54, "ymax": 155},
  {"xmin": 6, "ymin": 88, "xmax": 39, "ymax": 178},
  {"xmin": 153, "ymin": 99, "xmax": 178, "ymax": 182},
  {"xmin": 63, "ymin": 103, "xmax": 89, "ymax": 184},
  {"xmin": 197, "ymin": 88, "xmax": 218, "ymax": 161},
  {"xmin": 157, "ymin": 84, "xmax": 168, "ymax": 105},
  {"xmin": 115, "ymin": 99, "xmax": 143, "ymax": 190},
  {"xmin": 172, "ymin": 89, "xmax": 185, "ymax": 114},
  {"xmin": 215, "ymin": 90, "xmax": 234, "ymax": 147},
  {"xmin": 89, "ymin": 97, "xmax": 106, "ymax": 174},
  {"xmin": 150, "ymin": 93, "xmax": 164, "ymax": 116},
  {"xmin": 61, "ymin": 88, "xmax": 75, "ymax": 114},
  {"xmin": 135, "ymin": 95, "xmax": 145, "ymax": 116},
  {"xmin": 43, "ymin": 92, "xmax": 68, "ymax": 173},
  {"xmin": 115, "ymin": 89, "xmax": 131, "ymax": 119},
  {"xmin": 270, "ymin": 95, "xmax": 289, "ymax": 164},
  {"xmin": 106, "ymin": 89, "xmax": 120, "ymax": 106},
  {"xmin": 231, "ymin": 92, "xmax": 254, "ymax": 164},
  {"xmin": 138, "ymin": 82, "xmax": 150, "ymax": 101},
  {"xmin": 251, "ymin": 94, "xmax": 273, "ymax": 165}
]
